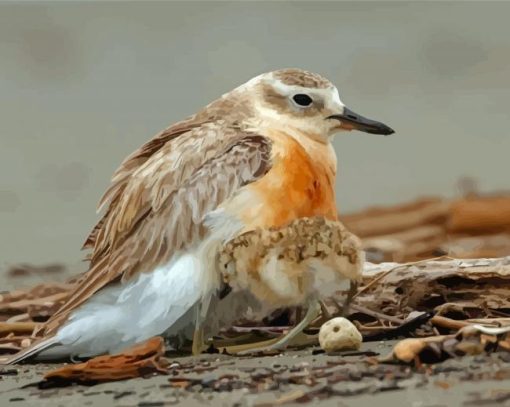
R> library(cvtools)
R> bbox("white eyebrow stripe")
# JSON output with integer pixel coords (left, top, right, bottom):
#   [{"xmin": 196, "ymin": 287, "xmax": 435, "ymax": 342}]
[
  {"xmin": 269, "ymin": 77, "xmax": 345, "ymax": 111},
  {"xmin": 271, "ymin": 79, "xmax": 332, "ymax": 96}
]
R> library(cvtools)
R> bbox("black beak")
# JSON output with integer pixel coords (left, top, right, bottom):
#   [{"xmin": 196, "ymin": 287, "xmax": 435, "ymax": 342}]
[{"xmin": 327, "ymin": 107, "xmax": 394, "ymax": 135}]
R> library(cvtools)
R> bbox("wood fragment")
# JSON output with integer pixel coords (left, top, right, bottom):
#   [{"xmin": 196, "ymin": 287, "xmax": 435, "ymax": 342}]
[
  {"xmin": 384, "ymin": 323, "xmax": 510, "ymax": 365},
  {"xmin": 431, "ymin": 315, "xmax": 469, "ymax": 331},
  {"xmin": 6, "ymin": 313, "xmax": 30, "ymax": 323},
  {"xmin": 42, "ymin": 337, "xmax": 168, "ymax": 385},
  {"xmin": 0, "ymin": 292, "xmax": 69, "ymax": 313},
  {"xmin": 357, "ymin": 257, "xmax": 510, "ymax": 316},
  {"xmin": 467, "ymin": 318, "xmax": 510, "ymax": 325},
  {"xmin": 448, "ymin": 196, "xmax": 510, "ymax": 234},
  {"xmin": 340, "ymin": 197, "xmax": 444, "ymax": 224},
  {"xmin": 349, "ymin": 304, "xmax": 404, "ymax": 325},
  {"xmin": 342, "ymin": 200, "xmax": 450, "ymax": 238},
  {"xmin": 0, "ymin": 283, "xmax": 73, "ymax": 303},
  {"xmin": 441, "ymin": 234, "xmax": 510, "ymax": 259},
  {"xmin": 0, "ymin": 322, "xmax": 39, "ymax": 336},
  {"xmin": 341, "ymin": 195, "xmax": 510, "ymax": 262},
  {"xmin": 392, "ymin": 338, "xmax": 431, "ymax": 363}
]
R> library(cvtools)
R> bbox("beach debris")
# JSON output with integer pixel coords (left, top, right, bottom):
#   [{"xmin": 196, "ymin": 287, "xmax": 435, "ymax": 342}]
[
  {"xmin": 319, "ymin": 317, "xmax": 362, "ymax": 353},
  {"xmin": 40, "ymin": 337, "xmax": 168, "ymax": 386},
  {"xmin": 355, "ymin": 256, "xmax": 510, "ymax": 324},
  {"xmin": 383, "ymin": 324, "xmax": 510, "ymax": 365},
  {"xmin": 6, "ymin": 263, "xmax": 66, "ymax": 278},
  {"xmin": 1, "ymin": 194, "xmax": 510, "ymax": 390},
  {"xmin": 0, "ymin": 282, "xmax": 73, "ymax": 324},
  {"xmin": 341, "ymin": 195, "xmax": 510, "ymax": 262}
]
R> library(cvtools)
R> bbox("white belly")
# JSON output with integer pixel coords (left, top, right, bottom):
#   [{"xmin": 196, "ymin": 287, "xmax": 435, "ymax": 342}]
[{"xmin": 49, "ymin": 249, "xmax": 217, "ymax": 358}]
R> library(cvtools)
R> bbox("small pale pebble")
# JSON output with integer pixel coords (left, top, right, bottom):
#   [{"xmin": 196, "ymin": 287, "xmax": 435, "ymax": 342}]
[
  {"xmin": 20, "ymin": 339, "xmax": 31, "ymax": 348},
  {"xmin": 319, "ymin": 317, "xmax": 362, "ymax": 353}
]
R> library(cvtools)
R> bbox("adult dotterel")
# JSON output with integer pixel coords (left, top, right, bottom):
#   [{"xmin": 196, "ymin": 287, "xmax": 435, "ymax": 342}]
[{"xmin": 7, "ymin": 68, "xmax": 392, "ymax": 363}]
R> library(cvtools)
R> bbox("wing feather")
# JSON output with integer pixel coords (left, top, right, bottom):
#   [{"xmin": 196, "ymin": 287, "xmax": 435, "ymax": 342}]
[
  {"xmin": 83, "ymin": 118, "xmax": 208, "ymax": 253},
  {"xmin": 44, "ymin": 124, "xmax": 272, "ymax": 335}
]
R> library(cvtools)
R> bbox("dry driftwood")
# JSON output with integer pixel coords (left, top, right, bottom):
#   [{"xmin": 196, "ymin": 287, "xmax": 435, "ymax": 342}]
[
  {"xmin": 448, "ymin": 196, "xmax": 510, "ymax": 234},
  {"xmin": 363, "ymin": 225, "xmax": 444, "ymax": 248},
  {"xmin": 356, "ymin": 257, "xmax": 510, "ymax": 320},
  {"xmin": 341, "ymin": 197, "xmax": 443, "ymax": 224},
  {"xmin": 342, "ymin": 199, "xmax": 450, "ymax": 238},
  {"xmin": 340, "ymin": 195, "xmax": 510, "ymax": 262},
  {"xmin": 0, "ymin": 283, "xmax": 72, "ymax": 323},
  {"xmin": 6, "ymin": 263, "xmax": 65, "ymax": 278},
  {"xmin": 441, "ymin": 233, "xmax": 510, "ymax": 259}
]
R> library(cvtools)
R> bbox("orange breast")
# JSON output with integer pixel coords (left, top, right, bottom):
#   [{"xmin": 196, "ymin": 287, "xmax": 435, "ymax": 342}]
[{"xmin": 241, "ymin": 131, "xmax": 338, "ymax": 229}]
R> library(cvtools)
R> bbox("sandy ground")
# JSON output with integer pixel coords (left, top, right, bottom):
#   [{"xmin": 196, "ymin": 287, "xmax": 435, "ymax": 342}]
[
  {"xmin": 2, "ymin": 342, "xmax": 510, "ymax": 407},
  {"xmin": 2, "ymin": 270, "xmax": 510, "ymax": 406}
]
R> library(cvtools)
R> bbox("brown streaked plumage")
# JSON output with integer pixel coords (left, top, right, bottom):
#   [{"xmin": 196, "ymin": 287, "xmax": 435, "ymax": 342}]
[
  {"xmin": 273, "ymin": 68, "xmax": 332, "ymax": 89},
  {"xmin": 8, "ymin": 68, "xmax": 393, "ymax": 363},
  {"xmin": 218, "ymin": 217, "xmax": 363, "ymax": 310}
]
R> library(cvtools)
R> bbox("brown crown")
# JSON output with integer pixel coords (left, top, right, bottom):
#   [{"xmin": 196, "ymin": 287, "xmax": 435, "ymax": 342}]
[{"xmin": 272, "ymin": 68, "xmax": 332, "ymax": 89}]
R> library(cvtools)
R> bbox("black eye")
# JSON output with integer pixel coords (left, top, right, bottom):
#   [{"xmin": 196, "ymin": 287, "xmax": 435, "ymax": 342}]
[{"xmin": 292, "ymin": 94, "xmax": 313, "ymax": 107}]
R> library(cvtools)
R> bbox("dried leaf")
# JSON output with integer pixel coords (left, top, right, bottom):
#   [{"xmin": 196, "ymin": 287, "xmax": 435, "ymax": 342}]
[{"xmin": 42, "ymin": 337, "xmax": 168, "ymax": 385}]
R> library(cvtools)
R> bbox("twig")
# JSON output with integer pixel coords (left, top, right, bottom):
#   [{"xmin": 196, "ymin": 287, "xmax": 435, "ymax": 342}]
[
  {"xmin": 364, "ymin": 312, "xmax": 434, "ymax": 341},
  {"xmin": 350, "ymin": 304, "xmax": 404, "ymax": 325},
  {"xmin": 430, "ymin": 315, "xmax": 469, "ymax": 331},
  {"xmin": 0, "ymin": 292, "xmax": 69, "ymax": 312},
  {"xmin": 0, "ymin": 344, "xmax": 21, "ymax": 353},
  {"xmin": 466, "ymin": 317, "xmax": 510, "ymax": 326},
  {"xmin": 488, "ymin": 309, "xmax": 510, "ymax": 318},
  {"xmin": 230, "ymin": 326, "xmax": 288, "ymax": 334},
  {"xmin": 0, "ymin": 322, "xmax": 39, "ymax": 335},
  {"xmin": 355, "ymin": 325, "xmax": 393, "ymax": 332},
  {"xmin": 6, "ymin": 313, "xmax": 30, "ymax": 323},
  {"xmin": 430, "ymin": 315, "xmax": 510, "ymax": 331}
]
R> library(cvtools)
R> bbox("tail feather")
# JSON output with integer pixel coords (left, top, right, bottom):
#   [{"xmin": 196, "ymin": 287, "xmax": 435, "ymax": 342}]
[{"xmin": 2, "ymin": 336, "xmax": 59, "ymax": 365}]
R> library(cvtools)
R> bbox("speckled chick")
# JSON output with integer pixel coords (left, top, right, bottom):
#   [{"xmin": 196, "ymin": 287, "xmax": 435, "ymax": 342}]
[{"xmin": 218, "ymin": 216, "xmax": 364, "ymax": 312}]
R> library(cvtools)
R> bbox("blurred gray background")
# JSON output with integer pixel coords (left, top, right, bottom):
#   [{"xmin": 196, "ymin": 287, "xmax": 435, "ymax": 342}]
[{"xmin": 1, "ymin": 1, "xmax": 509, "ymax": 269}]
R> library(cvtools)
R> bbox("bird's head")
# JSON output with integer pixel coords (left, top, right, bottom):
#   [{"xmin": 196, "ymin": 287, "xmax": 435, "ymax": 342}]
[{"xmin": 241, "ymin": 68, "xmax": 394, "ymax": 142}]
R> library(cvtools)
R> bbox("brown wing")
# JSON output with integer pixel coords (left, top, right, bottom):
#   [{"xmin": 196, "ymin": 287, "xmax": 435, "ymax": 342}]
[
  {"xmin": 82, "ymin": 117, "xmax": 209, "ymax": 261},
  {"xmin": 44, "ymin": 123, "xmax": 272, "ymax": 335}
]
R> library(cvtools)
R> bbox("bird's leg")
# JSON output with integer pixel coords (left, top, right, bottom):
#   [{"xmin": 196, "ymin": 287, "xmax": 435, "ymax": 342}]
[
  {"xmin": 341, "ymin": 281, "xmax": 358, "ymax": 317},
  {"xmin": 191, "ymin": 302, "xmax": 206, "ymax": 356},
  {"xmin": 224, "ymin": 300, "xmax": 321, "ymax": 355},
  {"xmin": 258, "ymin": 300, "xmax": 320, "ymax": 350},
  {"xmin": 192, "ymin": 327, "xmax": 205, "ymax": 356},
  {"xmin": 319, "ymin": 301, "xmax": 331, "ymax": 320}
]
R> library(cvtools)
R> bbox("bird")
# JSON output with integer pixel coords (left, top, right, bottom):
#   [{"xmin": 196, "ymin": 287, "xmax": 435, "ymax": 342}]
[
  {"xmin": 216, "ymin": 216, "xmax": 364, "ymax": 354},
  {"xmin": 6, "ymin": 68, "xmax": 393, "ymax": 363}
]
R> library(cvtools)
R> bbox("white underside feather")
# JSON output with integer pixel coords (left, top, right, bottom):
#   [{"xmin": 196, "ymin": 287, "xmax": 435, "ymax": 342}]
[
  {"xmin": 48, "ymin": 253, "xmax": 203, "ymax": 358},
  {"xmin": 36, "ymin": 214, "xmax": 244, "ymax": 360}
]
